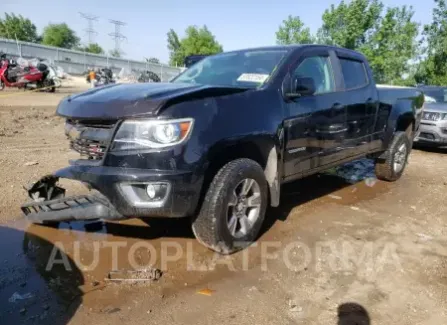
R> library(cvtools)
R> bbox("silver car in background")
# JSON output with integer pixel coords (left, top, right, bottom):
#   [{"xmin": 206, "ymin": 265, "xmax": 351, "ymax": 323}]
[{"xmin": 414, "ymin": 86, "xmax": 447, "ymax": 146}]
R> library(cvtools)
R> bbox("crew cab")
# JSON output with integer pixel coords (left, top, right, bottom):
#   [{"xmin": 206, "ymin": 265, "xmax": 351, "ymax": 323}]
[{"xmin": 22, "ymin": 45, "xmax": 423, "ymax": 254}]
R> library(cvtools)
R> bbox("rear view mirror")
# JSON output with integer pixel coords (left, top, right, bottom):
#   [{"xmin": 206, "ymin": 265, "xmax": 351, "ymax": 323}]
[
  {"xmin": 284, "ymin": 76, "xmax": 316, "ymax": 99},
  {"xmin": 293, "ymin": 77, "xmax": 316, "ymax": 96}
]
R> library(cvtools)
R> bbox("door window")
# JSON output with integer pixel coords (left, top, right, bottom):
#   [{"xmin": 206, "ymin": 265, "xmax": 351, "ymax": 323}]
[
  {"xmin": 292, "ymin": 56, "xmax": 335, "ymax": 95},
  {"xmin": 339, "ymin": 58, "xmax": 368, "ymax": 89}
]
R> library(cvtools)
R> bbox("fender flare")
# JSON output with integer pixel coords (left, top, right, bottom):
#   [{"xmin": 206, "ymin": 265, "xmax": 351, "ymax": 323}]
[
  {"xmin": 264, "ymin": 146, "xmax": 280, "ymax": 207},
  {"xmin": 382, "ymin": 99, "xmax": 416, "ymax": 152},
  {"xmin": 204, "ymin": 136, "xmax": 281, "ymax": 208}
]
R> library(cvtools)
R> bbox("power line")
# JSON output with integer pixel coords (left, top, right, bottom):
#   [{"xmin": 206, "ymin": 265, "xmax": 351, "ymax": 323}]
[
  {"xmin": 79, "ymin": 12, "xmax": 98, "ymax": 45},
  {"xmin": 108, "ymin": 19, "xmax": 127, "ymax": 55}
]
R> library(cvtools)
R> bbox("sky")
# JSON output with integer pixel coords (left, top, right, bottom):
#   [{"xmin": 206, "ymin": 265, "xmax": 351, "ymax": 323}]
[{"xmin": 2, "ymin": 0, "xmax": 437, "ymax": 64}]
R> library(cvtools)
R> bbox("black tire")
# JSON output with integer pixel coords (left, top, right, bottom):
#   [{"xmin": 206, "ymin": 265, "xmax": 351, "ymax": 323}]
[
  {"xmin": 375, "ymin": 131, "xmax": 411, "ymax": 181},
  {"xmin": 192, "ymin": 158, "xmax": 268, "ymax": 254},
  {"xmin": 0, "ymin": 80, "xmax": 4, "ymax": 90}
]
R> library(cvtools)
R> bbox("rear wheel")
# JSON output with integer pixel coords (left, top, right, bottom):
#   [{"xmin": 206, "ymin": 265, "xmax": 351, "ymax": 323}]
[
  {"xmin": 375, "ymin": 131, "xmax": 411, "ymax": 181},
  {"xmin": 192, "ymin": 158, "xmax": 268, "ymax": 254}
]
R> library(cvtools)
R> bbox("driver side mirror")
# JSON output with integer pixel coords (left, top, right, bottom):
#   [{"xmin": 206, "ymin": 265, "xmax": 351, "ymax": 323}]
[{"xmin": 285, "ymin": 76, "xmax": 316, "ymax": 99}]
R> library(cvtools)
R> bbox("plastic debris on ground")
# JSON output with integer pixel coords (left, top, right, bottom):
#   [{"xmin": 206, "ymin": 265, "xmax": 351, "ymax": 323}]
[
  {"xmin": 106, "ymin": 268, "xmax": 162, "ymax": 283},
  {"xmin": 328, "ymin": 194, "xmax": 342, "ymax": 200},
  {"xmin": 196, "ymin": 288, "xmax": 215, "ymax": 296}
]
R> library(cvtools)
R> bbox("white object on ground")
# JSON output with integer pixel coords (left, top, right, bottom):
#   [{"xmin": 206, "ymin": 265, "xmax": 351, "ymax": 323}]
[{"xmin": 9, "ymin": 292, "xmax": 34, "ymax": 303}]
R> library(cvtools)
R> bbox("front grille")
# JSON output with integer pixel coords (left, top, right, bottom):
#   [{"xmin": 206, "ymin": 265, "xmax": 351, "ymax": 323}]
[
  {"xmin": 66, "ymin": 119, "xmax": 116, "ymax": 129},
  {"xmin": 70, "ymin": 139, "xmax": 107, "ymax": 160},
  {"xmin": 423, "ymin": 112, "xmax": 441, "ymax": 121},
  {"xmin": 65, "ymin": 120, "xmax": 117, "ymax": 160}
]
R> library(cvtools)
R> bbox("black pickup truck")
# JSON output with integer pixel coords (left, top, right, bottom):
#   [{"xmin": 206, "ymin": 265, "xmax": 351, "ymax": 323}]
[{"xmin": 22, "ymin": 45, "xmax": 423, "ymax": 254}]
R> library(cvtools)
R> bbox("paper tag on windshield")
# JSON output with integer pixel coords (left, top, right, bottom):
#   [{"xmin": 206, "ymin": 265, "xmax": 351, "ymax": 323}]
[{"xmin": 237, "ymin": 73, "xmax": 269, "ymax": 83}]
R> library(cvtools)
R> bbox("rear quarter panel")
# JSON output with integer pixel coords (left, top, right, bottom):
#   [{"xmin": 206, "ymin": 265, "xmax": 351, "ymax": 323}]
[{"xmin": 376, "ymin": 85, "xmax": 424, "ymax": 151}]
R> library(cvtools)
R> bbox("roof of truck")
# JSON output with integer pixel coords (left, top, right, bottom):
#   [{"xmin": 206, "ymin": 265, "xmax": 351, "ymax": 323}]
[{"xmin": 220, "ymin": 44, "xmax": 365, "ymax": 58}]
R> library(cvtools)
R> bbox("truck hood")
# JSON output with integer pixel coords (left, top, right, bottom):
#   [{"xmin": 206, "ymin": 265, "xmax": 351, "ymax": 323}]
[{"xmin": 57, "ymin": 82, "xmax": 246, "ymax": 120}]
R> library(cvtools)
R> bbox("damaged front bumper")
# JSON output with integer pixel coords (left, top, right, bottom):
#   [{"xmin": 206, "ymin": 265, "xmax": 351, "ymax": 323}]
[
  {"xmin": 21, "ymin": 174, "xmax": 122, "ymax": 223},
  {"xmin": 22, "ymin": 191, "xmax": 122, "ymax": 223},
  {"xmin": 21, "ymin": 164, "xmax": 202, "ymax": 223}
]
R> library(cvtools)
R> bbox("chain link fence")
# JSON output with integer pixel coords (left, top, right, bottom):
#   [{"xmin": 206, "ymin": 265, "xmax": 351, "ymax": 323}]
[{"xmin": 0, "ymin": 38, "xmax": 182, "ymax": 82}]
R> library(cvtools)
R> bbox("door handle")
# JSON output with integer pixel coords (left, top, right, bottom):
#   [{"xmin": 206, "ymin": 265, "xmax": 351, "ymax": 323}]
[
  {"xmin": 316, "ymin": 128, "xmax": 348, "ymax": 134},
  {"xmin": 316, "ymin": 124, "xmax": 348, "ymax": 134}
]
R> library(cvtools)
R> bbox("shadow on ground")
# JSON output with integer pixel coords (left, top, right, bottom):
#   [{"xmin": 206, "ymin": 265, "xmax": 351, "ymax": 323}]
[
  {"xmin": 337, "ymin": 302, "xmax": 371, "ymax": 325},
  {"xmin": 0, "ymin": 226, "xmax": 83, "ymax": 325}
]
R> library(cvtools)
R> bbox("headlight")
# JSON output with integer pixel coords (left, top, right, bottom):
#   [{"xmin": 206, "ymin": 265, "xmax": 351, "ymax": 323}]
[
  {"xmin": 423, "ymin": 112, "xmax": 441, "ymax": 121},
  {"xmin": 111, "ymin": 118, "xmax": 194, "ymax": 150}
]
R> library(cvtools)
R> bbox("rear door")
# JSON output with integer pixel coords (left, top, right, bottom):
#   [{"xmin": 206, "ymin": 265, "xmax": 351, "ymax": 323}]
[
  {"xmin": 335, "ymin": 52, "xmax": 379, "ymax": 157},
  {"xmin": 283, "ymin": 48, "xmax": 347, "ymax": 181}
]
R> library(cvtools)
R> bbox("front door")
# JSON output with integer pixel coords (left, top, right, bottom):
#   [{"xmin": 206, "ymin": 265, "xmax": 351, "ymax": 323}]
[{"xmin": 283, "ymin": 49, "xmax": 347, "ymax": 181}]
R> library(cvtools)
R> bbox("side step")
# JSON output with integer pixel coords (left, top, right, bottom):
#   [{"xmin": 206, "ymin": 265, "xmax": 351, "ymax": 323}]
[{"xmin": 21, "ymin": 194, "xmax": 123, "ymax": 223}]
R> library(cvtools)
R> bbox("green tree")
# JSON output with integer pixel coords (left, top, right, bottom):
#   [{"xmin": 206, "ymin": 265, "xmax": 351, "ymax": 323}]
[
  {"xmin": 167, "ymin": 26, "xmax": 222, "ymax": 66},
  {"xmin": 318, "ymin": 0, "xmax": 383, "ymax": 49},
  {"xmin": 167, "ymin": 29, "xmax": 183, "ymax": 66},
  {"xmin": 146, "ymin": 57, "xmax": 160, "ymax": 64},
  {"xmin": 109, "ymin": 49, "xmax": 121, "ymax": 58},
  {"xmin": 0, "ymin": 13, "xmax": 38, "ymax": 42},
  {"xmin": 362, "ymin": 6, "xmax": 420, "ymax": 84},
  {"xmin": 180, "ymin": 25, "xmax": 223, "ymax": 56},
  {"xmin": 416, "ymin": 0, "xmax": 447, "ymax": 85},
  {"xmin": 77, "ymin": 43, "xmax": 104, "ymax": 54},
  {"xmin": 276, "ymin": 15, "xmax": 315, "ymax": 45},
  {"xmin": 41, "ymin": 23, "xmax": 79, "ymax": 49}
]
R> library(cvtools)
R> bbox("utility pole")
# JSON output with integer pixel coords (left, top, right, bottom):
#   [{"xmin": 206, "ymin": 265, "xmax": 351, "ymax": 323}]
[
  {"xmin": 79, "ymin": 12, "xmax": 98, "ymax": 45},
  {"xmin": 108, "ymin": 19, "xmax": 127, "ymax": 56}
]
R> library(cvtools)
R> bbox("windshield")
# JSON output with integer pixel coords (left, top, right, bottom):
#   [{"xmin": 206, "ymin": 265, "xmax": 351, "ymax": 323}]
[
  {"xmin": 172, "ymin": 49, "xmax": 290, "ymax": 88},
  {"xmin": 422, "ymin": 88, "xmax": 447, "ymax": 103}
]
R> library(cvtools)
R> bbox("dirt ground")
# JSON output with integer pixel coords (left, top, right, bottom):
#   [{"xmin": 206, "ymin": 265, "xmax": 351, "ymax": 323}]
[{"xmin": 0, "ymin": 83, "xmax": 446, "ymax": 325}]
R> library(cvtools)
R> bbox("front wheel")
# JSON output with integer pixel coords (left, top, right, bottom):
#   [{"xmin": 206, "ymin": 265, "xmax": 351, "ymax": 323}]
[
  {"xmin": 192, "ymin": 159, "xmax": 268, "ymax": 254},
  {"xmin": 375, "ymin": 131, "xmax": 411, "ymax": 181}
]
